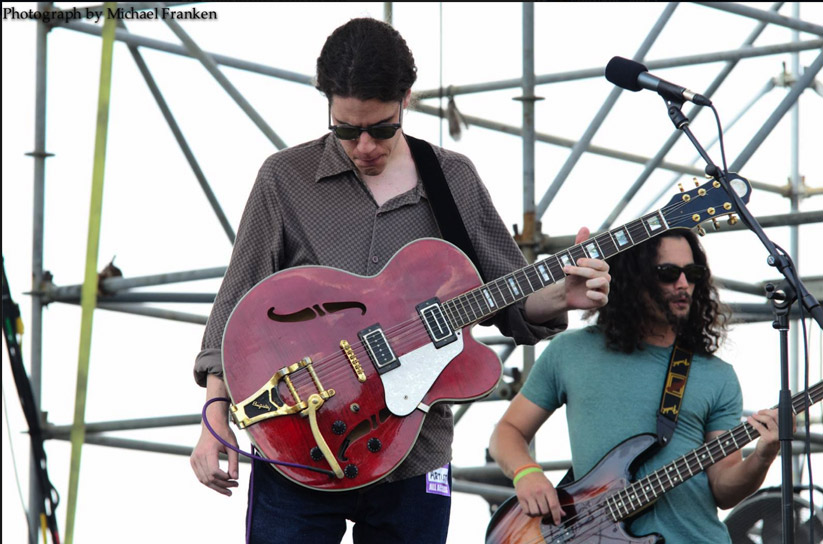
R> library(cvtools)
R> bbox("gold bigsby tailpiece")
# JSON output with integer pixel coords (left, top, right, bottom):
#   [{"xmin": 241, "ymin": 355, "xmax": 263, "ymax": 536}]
[
  {"xmin": 230, "ymin": 356, "xmax": 343, "ymax": 478},
  {"xmin": 230, "ymin": 357, "xmax": 335, "ymax": 428}
]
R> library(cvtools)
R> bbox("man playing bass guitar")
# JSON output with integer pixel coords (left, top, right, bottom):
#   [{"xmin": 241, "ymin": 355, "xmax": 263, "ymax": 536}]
[
  {"xmin": 489, "ymin": 229, "xmax": 787, "ymax": 544},
  {"xmin": 190, "ymin": 17, "xmax": 611, "ymax": 544}
]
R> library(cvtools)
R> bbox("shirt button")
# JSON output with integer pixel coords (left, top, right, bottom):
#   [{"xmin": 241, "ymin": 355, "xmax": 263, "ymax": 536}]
[{"xmin": 371, "ymin": 256, "xmax": 379, "ymax": 263}]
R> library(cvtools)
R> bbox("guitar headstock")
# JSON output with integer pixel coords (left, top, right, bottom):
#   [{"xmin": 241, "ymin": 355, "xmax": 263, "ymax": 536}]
[{"xmin": 661, "ymin": 175, "xmax": 752, "ymax": 233}]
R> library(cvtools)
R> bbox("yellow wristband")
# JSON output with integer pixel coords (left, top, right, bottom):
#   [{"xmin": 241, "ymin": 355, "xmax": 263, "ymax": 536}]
[{"xmin": 512, "ymin": 466, "xmax": 543, "ymax": 486}]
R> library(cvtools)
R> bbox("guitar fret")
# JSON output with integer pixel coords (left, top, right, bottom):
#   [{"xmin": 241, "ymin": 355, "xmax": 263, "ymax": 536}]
[
  {"xmin": 547, "ymin": 257, "xmax": 565, "ymax": 281},
  {"xmin": 471, "ymin": 289, "xmax": 488, "ymax": 317},
  {"xmin": 684, "ymin": 457, "xmax": 694, "ymax": 477},
  {"xmin": 606, "ymin": 497, "xmax": 618, "ymax": 521},
  {"xmin": 663, "ymin": 466, "xmax": 674, "ymax": 488},
  {"xmin": 489, "ymin": 280, "xmax": 505, "ymax": 307},
  {"xmin": 655, "ymin": 471, "xmax": 666, "ymax": 494},
  {"xmin": 536, "ymin": 261, "xmax": 554, "ymax": 284},
  {"xmin": 443, "ymin": 301, "xmax": 458, "ymax": 330},
  {"xmin": 705, "ymin": 447, "xmax": 715, "ymax": 464},
  {"xmin": 667, "ymin": 465, "xmax": 679, "ymax": 485},
  {"xmin": 643, "ymin": 211, "xmax": 665, "ymax": 235},
  {"xmin": 656, "ymin": 210, "xmax": 670, "ymax": 230},
  {"xmin": 672, "ymin": 463, "xmax": 684, "ymax": 483},
  {"xmin": 743, "ymin": 424, "xmax": 754, "ymax": 441},
  {"xmin": 626, "ymin": 486, "xmax": 637, "ymax": 512},
  {"xmin": 729, "ymin": 432, "xmax": 739, "ymax": 450},
  {"xmin": 612, "ymin": 226, "xmax": 633, "ymax": 249},
  {"xmin": 513, "ymin": 270, "xmax": 532, "ymax": 295},
  {"xmin": 583, "ymin": 239, "xmax": 603, "ymax": 260},
  {"xmin": 627, "ymin": 219, "xmax": 650, "ymax": 244},
  {"xmin": 569, "ymin": 245, "xmax": 587, "ymax": 265},
  {"xmin": 557, "ymin": 251, "xmax": 574, "ymax": 268},
  {"xmin": 480, "ymin": 287, "xmax": 496, "ymax": 313},
  {"xmin": 524, "ymin": 266, "xmax": 543, "ymax": 290},
  {"xmin": 716, "ymin": 437, "xmax": 727, "ymax": 457},
  {"xmin": 456, "ymin": 295, "xmax": 472, "ymax": 324},
  {"xmin": 638, "ymin": 478, "xmax": 651, "ymax": 503},
  {"xmin": 595, "ymin": 232, "xmax": 618, "ymax": 258},
  {"xmin": 503, "ymin": 275, "xmax": 518, "ymax": 299},
  {"xmin": 693, "ymin": 450, "xmax": 704, "ymax": 471}
]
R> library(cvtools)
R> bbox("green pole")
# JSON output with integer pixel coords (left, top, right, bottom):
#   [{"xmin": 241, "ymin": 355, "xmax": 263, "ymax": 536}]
[{"xmin": 64, "ymin": 5, "xmax": 117, "ymax": 543}]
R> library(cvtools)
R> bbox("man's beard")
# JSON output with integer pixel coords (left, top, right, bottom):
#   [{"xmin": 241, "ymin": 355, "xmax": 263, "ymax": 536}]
[{"xmin": 652, "ymin": 289, "xmax": 693, "ymax": 335}]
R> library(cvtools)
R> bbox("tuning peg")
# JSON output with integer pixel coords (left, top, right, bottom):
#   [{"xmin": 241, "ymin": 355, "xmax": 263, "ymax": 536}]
[
  {"xmin": 728, "ymin": 214, "xmax": 738, "ymax": 226},
  {"xmin": 694, "ymin": 178, "xmax": 700, "ymax": 187},
  {"xmin": 711, "ymin": 218, "xmax": 720, "ymax": 231},
  {"xmin": 697, "ymin": 225, "xmax": 706, "ymax": 237},
  {"xmin": 678, "ymin": 183, "xmax": 685, "ymax": 193}
]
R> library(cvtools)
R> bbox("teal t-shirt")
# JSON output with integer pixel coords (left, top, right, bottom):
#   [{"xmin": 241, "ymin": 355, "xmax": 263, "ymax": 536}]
[{"xmin": 521, "ymin": 326, "xmax": 743, "ymax": 544}]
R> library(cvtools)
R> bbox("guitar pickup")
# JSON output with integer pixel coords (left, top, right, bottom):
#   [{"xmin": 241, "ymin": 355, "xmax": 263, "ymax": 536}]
[
  {"xmin": 358, "ymin": 324, "xmax": 399, "ymax": 375},
  {"xmin": 416, "ymin": 298, "xmax": 457, "ymax": 348}
]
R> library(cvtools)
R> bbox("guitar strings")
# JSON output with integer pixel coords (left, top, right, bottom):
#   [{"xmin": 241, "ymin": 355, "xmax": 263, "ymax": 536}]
[
  {"xmin": 509, "ymin": 422, "xmax": 764, "ymax": 543},
  {"xmin": 277, "ymin": 190, "xmax": 726, "ymax": 404}
]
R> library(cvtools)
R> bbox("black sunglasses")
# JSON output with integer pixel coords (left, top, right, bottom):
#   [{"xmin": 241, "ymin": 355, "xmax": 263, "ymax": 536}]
[
  {"xmin": 328, "ymin": 102, "xmax": 403, "ymax": 140},
  {"xmin": 655, "ymin": 263, "xmax": 707, "ymax": 284}
]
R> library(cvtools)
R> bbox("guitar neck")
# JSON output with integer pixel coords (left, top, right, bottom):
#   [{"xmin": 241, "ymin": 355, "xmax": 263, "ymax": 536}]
[
  {"xmin": 443, "ymin": 209, "xmax": 671, "ymax": 328},
  {"xmin": 610, "ymin": 380, "xmax": 823, "ymax": 521}
]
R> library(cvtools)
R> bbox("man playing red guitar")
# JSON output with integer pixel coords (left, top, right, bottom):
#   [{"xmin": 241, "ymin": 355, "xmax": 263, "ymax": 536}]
[
  {"xmin": 489, "ymin": 229, "xmax": 786, "ymax": 544},
  {"xmin": 189, "ymin": 17, "xmax": 611, "ymax": 544}
]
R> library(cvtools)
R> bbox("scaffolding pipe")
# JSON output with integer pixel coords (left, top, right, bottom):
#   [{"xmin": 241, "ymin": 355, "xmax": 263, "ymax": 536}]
[
  {"xmin": 123, "ymin": 22, "xmax": 236, "ymax": 243},
  {"xmin": 696, "ymin": 2, "xmax": 823, "ymax": 35},
  {"xmin": 538, "ymin": 3, "xmax": 677, "ymax": 217},
  {"xmin": 730, "ymin": 51, "xmax": 823, "ymax": 172},
  {"xmin": 411, "ymin": 102, "xmax": 782, "ymax": 194},
  {"xmin": 27, "ymin": 5, "xmax": 51, "ymax": 541},
  {"xmin": 161, "ymin": 16, "xmax": 287, "ymax": 150},
  {"xmin": 414, "ymin": 39, "xmax": 823, "ymax": 99}
]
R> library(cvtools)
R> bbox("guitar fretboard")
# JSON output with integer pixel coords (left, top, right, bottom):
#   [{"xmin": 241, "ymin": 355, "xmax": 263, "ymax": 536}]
[
  {"xmin": 441, "ymin": 210, "xmax": 670, "ymax": 329},
  {"xmin": 607, "ymin": 380, "xmax": 823, "ymax": 521}
]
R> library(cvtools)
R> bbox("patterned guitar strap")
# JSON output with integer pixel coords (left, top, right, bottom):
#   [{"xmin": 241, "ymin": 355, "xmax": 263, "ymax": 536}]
[{"xmin": 656, "ymin": 339, "xmax": 695, "ymax": 446}]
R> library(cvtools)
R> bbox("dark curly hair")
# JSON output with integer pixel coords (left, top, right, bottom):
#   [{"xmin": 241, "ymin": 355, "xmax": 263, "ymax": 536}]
[
  {"xmin": 588, "ymin": 229, "xmax": 729, "ymax": 355},
  {"xmin": 316, "ymin": 18, "xmax": 417, "ymax": 103}
]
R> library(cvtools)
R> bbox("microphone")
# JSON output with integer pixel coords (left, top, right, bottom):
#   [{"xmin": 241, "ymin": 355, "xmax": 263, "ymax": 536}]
[{"xmin": 605, "ymin": 56, "xmax": 712, "ymax": 106}]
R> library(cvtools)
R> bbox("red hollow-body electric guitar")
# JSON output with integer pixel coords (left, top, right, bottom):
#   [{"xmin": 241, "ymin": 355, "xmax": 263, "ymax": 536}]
[
  {"xmin": 485, "ymin": 381, "xmax": 823, "ymax": 544},
  {"xmin": 222, "ymin": 176, "xmax": 751, "ymax": 491}
]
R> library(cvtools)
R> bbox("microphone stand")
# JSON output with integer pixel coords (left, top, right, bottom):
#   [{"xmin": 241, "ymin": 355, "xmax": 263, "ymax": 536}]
[{"xmin": 663, "ymin": 98, "xmax": 823, "ymax": 544}]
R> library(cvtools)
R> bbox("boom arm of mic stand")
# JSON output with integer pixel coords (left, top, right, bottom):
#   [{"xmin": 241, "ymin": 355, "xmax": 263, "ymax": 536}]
[{"xmin": 667, "ymin": 103, "xmax": 823, "ymax": 330}]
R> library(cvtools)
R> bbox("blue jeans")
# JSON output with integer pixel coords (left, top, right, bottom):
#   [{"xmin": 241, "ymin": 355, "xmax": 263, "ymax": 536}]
[{"xmin": 246, "ymin": 460, "xmax": 452, "ymax": 544}]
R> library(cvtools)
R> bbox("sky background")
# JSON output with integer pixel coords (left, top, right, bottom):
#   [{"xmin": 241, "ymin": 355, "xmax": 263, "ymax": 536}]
[{"xmin": 3, "ymin": 2, "xmax": 823, "ymax": 543}]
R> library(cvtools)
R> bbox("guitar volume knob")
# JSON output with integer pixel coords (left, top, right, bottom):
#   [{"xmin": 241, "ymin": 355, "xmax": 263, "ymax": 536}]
[
  {"xmin": 332, "ymin": 420, "xmax": 347, "ymax": 435},
  {"xmin": 344, "ymin": 464, "xmax": 358, "ymax": 479},
  {"xmin": 367, "ymin": 438, "xmax": 382, "ymax": 452},
  {"xmin": 309, "ymin": 447, "xmax": 324, "ymax": 462}
]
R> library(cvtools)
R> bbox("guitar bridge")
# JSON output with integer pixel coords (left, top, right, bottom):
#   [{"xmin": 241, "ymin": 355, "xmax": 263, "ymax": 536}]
[{"xmin": 230, "ymin": 357, "xmax": 335, "ymax": 429}]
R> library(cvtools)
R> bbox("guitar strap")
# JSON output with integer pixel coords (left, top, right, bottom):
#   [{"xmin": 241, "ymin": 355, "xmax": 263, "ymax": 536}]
[
  {"xmin": 404, "ymin": 134, "xmax": 486, "ymax": 282},
  {"xmin": 656, "ymin": 339, "xmax": 694, "ymax": 446}
]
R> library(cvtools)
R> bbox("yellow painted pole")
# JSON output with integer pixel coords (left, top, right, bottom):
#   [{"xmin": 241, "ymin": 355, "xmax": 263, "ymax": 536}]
[{"xmin": 64, "ymin": 5, "xmax": 117, "ymax": 543}]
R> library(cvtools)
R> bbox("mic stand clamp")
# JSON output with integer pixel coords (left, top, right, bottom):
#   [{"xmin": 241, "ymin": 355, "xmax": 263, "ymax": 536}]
[{"xmin": 766, "ymin": 281, "xmax": 798, "ymax": 544}]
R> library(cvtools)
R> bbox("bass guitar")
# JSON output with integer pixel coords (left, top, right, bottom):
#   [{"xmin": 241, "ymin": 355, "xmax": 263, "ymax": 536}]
[
  {"xmin": 485, "ymin": 381, "xmax": 822, "ymax": 544},
  {"xmin": 222, "ymin": 176, "xmax": 751, "ymax": 491}
]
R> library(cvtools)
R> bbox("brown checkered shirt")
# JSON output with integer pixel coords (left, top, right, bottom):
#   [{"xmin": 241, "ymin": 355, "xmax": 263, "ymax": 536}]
[{"xmin": 195, "ymin": 133, "xmax": 567, "ymax": 482}]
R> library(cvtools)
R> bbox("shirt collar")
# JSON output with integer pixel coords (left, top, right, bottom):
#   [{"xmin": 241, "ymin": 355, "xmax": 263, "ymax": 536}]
[{"xmin": 314, "ymin": 133, "xmax": 356, "ymax": 183}]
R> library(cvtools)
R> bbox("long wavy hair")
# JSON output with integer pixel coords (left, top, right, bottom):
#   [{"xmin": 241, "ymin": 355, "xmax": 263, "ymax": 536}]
[{"xmin": 588, "ymin": 229, "xmax": 729, "ymax": 355}]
